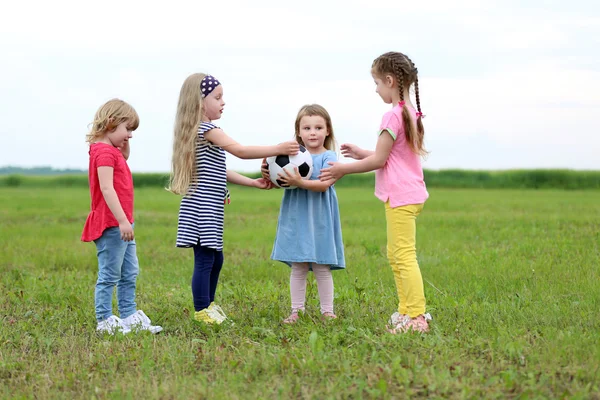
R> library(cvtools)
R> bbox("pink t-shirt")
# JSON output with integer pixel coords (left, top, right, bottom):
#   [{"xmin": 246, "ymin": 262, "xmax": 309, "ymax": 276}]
[{"xmin": 374, "ymin": 104, "xmax": 429, "ymax": 208}]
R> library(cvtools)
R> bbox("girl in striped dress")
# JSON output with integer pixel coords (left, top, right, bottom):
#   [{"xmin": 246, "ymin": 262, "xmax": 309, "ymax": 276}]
[{"xmin": 168, "ymin": 73, "xmax": 299, "ymax": 325}]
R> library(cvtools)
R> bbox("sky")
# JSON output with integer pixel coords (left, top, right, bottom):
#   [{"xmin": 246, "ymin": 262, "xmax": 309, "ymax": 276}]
[{"xmin": 1, "ymin": 0, "xmax": 598, "ymax": 173}]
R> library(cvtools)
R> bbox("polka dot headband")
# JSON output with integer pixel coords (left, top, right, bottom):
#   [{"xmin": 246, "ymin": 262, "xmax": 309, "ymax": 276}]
[{"xmin": 201, "ymin": 75, "xmax": 221, "ymax": 98}]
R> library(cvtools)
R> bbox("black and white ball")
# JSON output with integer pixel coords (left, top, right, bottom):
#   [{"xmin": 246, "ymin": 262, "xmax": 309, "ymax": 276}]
[{"xmin": 266, "ymin": 145, "xmax": 313, "ymax": 189}]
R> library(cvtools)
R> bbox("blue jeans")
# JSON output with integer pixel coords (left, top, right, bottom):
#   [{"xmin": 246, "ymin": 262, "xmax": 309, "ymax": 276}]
[
  {"xmin": 94, "ymin": 226, "xmax": 139, "ymax": 321},
  {"xmin": 192, "ymin": 245, "xmax": 224, "ymax": 311}
]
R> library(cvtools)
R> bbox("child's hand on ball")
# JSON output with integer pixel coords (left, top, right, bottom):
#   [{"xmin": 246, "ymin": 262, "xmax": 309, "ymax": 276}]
[
  {"xmin": 278, "ymin": 167, "xmax": 302, "ymax": 187},
  {"xmin": 260, "ymin": 158, "xmax": 269, "ymax": 180},
  {"xmin": 277, "ymin": 141, "xmax": 299, "ymax": 156}
]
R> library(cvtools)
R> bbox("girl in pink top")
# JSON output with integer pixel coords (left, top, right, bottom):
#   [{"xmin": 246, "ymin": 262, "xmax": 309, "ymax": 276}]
[{"xmin": 319, "ymin": 51, "xmax": 431, "ymax": 333}]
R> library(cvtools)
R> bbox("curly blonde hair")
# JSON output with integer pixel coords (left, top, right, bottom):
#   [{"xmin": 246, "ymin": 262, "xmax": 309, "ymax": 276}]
[{"xmin": 86, "ymin": 99, "xmax": 139, "ymax": 143}]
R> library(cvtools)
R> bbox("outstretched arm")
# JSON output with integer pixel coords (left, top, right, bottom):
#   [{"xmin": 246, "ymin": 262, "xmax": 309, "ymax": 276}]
[
  {"xmin": 340, "ymin": 143, "xmax": 373, "ymax": 160},
  {"xmin": 204, "ymin": 128, "xmax": 299, "ymax": 159},
  {"xmin": 319, "ymin": 133, "xmax": 394, "ymax": 181},
  {"xmin": 227, "ymin": 170, "xmax": 272, "ymax": 189}
]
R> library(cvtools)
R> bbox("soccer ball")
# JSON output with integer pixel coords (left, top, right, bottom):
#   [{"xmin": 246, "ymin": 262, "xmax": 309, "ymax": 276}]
[{"xmin": 266, "ymin": 145, "xmax": 313, "ymax": 189}]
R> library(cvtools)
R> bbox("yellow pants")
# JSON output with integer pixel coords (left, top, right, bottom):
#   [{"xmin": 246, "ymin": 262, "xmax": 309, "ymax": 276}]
[{"xmin": 385, "ymin": 202, "xmax": 426, "ymax": 318}]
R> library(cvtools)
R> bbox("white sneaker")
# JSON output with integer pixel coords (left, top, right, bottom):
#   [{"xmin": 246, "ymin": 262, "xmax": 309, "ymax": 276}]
[
  {"xmin": 122, "ymin": 310, "xmax": 163, "ymax": 334},
  {"xmin": 97, "ymin": 315, "xmax": 130, "ymax": 335},
  {"xmin": 206, "ymin": 304, "xmax": 227, "ymax": 323},
  {"xmin": 209, "ymin": 303, "xmax": 228, "ymax": 322}
]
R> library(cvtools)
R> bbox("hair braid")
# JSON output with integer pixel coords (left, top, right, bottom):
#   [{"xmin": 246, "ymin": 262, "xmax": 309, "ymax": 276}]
[
  {"xmin": 404, "ymin": 55, "xmax": 423, "ymax": 117},
  {"xmin": 414, "ymin": 77, "xmax": 422, "ymax": 115},
  {"xmin": 390, "ymin": 58, "xmax": 414, "ymax": 152},
  {"xmin": 372, "ymin": 51, "xmax": 428, "ymax": 156},
  {"xmin": 404, "ymin": 56, "xmax": 426, "ymax": 155},
  {"xmin": 391, "ymin": 60, "xmax": 405, "ymax": 102},
  {"xmin": 413, "ymin": 75, "xmax": 426, "ymax": 155}
]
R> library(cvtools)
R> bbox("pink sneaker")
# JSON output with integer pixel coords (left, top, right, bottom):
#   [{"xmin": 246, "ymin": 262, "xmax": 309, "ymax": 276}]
[
  {"xmin": 386, "ymin": 312, "xmax": 410, "ymax": 333},
  {"xmin": 282, "ymin": 311, "xmax": 301, "ymax": 324},
  {"xmin": 400, "ymin": 314, "xmax": 430, "ymax": 333},
  {"xmin": 322, "ymin": 312, "xmax": 337, "ymax": 320}
]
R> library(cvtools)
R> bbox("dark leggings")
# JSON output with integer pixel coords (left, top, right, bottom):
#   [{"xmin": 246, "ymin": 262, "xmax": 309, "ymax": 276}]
[{"xmin": 192, "ymin": 245, "xmax": 224, "ymax": 311}]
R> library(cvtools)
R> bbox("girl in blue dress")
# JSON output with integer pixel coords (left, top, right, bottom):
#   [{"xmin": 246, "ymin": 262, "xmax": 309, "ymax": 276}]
[{"xmin": 263, "ymin": 104, "xmax": 346, "ymax": 324}]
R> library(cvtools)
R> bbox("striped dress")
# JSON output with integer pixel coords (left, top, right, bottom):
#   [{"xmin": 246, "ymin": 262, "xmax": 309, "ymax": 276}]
[{"xmin": 176, "ymin": 122, "xmax": 228, "ymax": 250}]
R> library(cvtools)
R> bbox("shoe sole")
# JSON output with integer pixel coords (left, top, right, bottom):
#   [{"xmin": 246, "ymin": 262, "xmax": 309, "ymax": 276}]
[
  {"xmin": 387, "ymin": 325, "xmax": 429, "ymax": 334},
  {"xmin": 193, "ymin": 318, "xmax": 222, "ymax": 325},
  {"xmin": 96, "ymin": 328, "xmax": 131, "ymax": 335}
]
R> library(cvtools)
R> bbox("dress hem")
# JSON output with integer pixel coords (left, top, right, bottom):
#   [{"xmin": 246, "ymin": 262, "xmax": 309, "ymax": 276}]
[{"xmin": 271, "ymin": 258, "xmax": 345, "ymax": 270}]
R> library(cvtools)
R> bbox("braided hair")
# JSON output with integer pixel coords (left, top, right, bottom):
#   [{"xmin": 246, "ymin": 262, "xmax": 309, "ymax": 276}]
[{"xmin": 372, "ymin": 52, "xmax": 427, "ymax": 156}]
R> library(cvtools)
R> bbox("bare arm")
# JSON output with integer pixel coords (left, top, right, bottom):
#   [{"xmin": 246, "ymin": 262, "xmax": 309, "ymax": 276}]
[
  {"xmin": 319, "ymin": 133, "xmax": 394, "ymax": 181},
  {"xmin": 362, "ymin": 150, "xmax": 375, "ymax": 158},
  {"xmin": 296, "ymin": 179, "xmax": 333, "ymax": 193},
  {"xmin": 340, "ymin": 143, "xmax": 374, "ymax": 160},
  {"xmin": 341, "ymin": 133, "xmax": 393, "ymax": 173},
  {"xmin": 204, "ymin": 128, "xmax": 299, "ymax": 159},
  {"xmin": 97, "ymin": 166, "xmax": 134, "ymax": 241},
  {"xmin": 277, "ymin": 167, "xmax": 334, "ymax": 193},
  {"xmin": 227, "ymin": 170, "xmax": 272, "ymax": 189}
]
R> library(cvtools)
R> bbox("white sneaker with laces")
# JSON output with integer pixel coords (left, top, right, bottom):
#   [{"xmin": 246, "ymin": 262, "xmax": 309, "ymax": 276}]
[
  {"xmin": 97, "ymin": 315, "xmax": 130, "ymax": 335},
  {"xmin": 121, "ymin": 310, "xmax": 163, "ymax": 334}
]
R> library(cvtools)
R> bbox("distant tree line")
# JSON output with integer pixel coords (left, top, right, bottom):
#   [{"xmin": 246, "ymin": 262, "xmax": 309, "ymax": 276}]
[
  {"xmin": 1, "ymin": 169, "xmax": 600, "ymax": 190},
  {"xmin": 0, "ymin": 166, "xmax": 87, "ymax": 175}
]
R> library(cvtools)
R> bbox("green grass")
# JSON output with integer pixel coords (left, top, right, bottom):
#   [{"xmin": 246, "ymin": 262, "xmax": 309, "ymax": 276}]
[{"xmin": 1, "ymin": 186, "xmax": 599, "ymax": 399}]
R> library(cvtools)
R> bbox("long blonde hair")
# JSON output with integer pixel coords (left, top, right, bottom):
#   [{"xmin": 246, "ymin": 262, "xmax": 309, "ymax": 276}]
[
  {"xmin": 294, "ymin": 104, "xmax": 336, "ymax": 151},
  {"xmin": 168, "ymin": 73, "xmax": 207, "ymax": 195},
  {"xmin": 86, "ymin": 99, "xmax": 139, "ymax": 143},
  {"xmin": 372, "ymin": 52, "xmax": 427, "ymax": 156}
]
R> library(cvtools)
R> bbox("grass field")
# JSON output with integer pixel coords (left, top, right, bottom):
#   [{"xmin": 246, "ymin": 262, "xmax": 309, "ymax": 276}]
[{"xmin": 1, "ymin": 186, "xmax": 599, "ymax": 399}]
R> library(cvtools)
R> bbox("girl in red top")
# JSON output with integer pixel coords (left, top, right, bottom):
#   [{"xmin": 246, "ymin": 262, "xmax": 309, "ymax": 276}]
[{"xmin": 82, "ymin": 99, "xmax": 161, "ymax": 335}]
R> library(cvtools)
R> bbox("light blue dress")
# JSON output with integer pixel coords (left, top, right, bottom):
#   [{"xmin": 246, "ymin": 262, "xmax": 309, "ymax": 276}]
[{"xmin": 271, "ymin": 150, "xmax": 345, "ymax": 270}]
